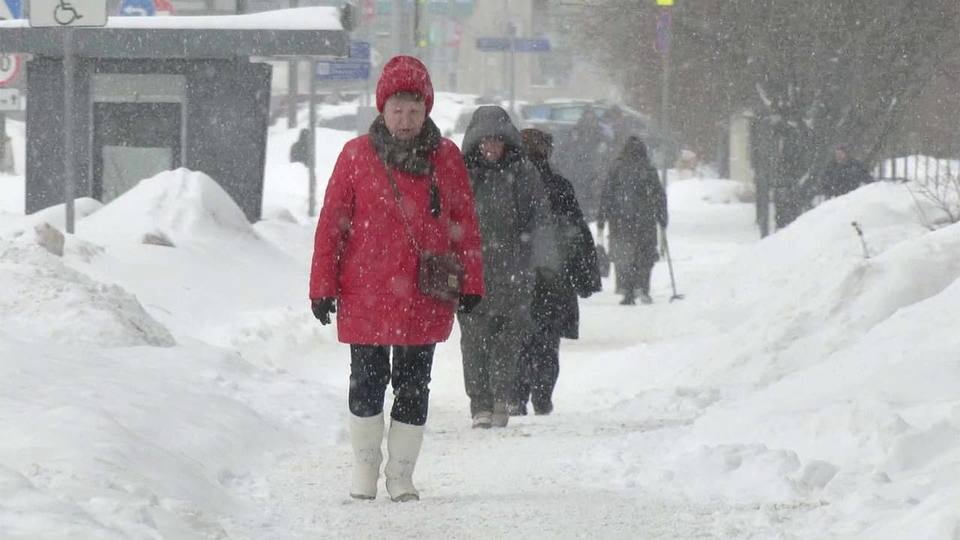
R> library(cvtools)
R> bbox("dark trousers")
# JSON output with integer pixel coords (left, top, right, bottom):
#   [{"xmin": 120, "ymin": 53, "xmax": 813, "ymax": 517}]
[
  {"xmin": 349, "ymin": 344, "xmax": 436, "ymax": 426},
  {"xmin": 459, "ymin": 314, "xmax": 525, "ymax": 416},
  {"xmin": 518, "ymin": 328, "xmax": 561, "ymax": 411},
  {"xmin": 621, "ymin": 255, "xmax": 655, "ymax": 296}
]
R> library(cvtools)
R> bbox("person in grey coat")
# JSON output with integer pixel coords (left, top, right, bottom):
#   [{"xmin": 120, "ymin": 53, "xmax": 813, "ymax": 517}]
[
  {"xmin": 596, "ymin": 136, "xmax": 668, "ymax": 305},
  {"xmin": 457, "ymin": 106, "xmax": 558, "ymax": 429}
]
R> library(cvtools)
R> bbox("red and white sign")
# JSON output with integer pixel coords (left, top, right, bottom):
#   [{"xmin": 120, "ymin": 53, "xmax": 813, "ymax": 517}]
[{"xmin": 0, "ymin": 53, "xmax": 21, "ymax": 86}]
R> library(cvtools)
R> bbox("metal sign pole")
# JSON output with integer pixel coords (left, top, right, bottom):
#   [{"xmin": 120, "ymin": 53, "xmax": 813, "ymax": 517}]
[
  {"xmin": 307, "ymin": 57, "xmax": 317, "ymax": 217},
  {"xmin": 507, "ymin": 22, "xmax": 516, "ymax": 116},
  {"xmin": 63, "ymin": 27, "xmax": 76, "ymax": 233}
]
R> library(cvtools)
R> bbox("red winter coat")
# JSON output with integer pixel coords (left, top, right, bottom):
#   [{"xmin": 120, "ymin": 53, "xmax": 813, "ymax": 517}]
[{"xmin": 310, "ymin": 136, "xmax": 484, "ymax": 345}]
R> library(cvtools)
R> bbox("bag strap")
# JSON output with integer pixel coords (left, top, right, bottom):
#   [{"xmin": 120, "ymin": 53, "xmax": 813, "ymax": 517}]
[{"xmin": 383, "ymin": 163, "xmax": 424, "ymax": 256}]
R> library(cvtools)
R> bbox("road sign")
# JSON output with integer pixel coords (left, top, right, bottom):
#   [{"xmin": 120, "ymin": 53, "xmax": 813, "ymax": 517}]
[
  {"xmin": 476, "ymin": 37, "xmax": 551, "ymax": 53},
  {"xmin": 315, "ymin": 61, "xmax": 370, "ymax": 81},
  {"xmin": 0, "ymin": 88, "xmax": 25, "ymax": 111},
  {"xmin": 316, "ymin": 40, "xmax": 371, "ymax": 81},
  {"xmin": 1, "ymin": 0, "xmax": 22, "ymax": 19},
  {"xmin": 656, "ymin": 0, "xmax": 674, "ymax": 5},
  {"xmin": 0, "ymin": 53, "xmax": 21, "ymax": 86},
  {"xmin": 118, "ymin": 0, "xmax": 154, "ymax": 16},
  {"xmin": 28, "ymin": 0, "xmax": 108, "ymax": 27}
]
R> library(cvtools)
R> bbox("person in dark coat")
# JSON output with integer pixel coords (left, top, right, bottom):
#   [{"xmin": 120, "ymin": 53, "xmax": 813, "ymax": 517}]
[
  {"xmin": 596, "ymin": 136, "xmax": 667, "ymax": 305},
  {"xmin": 822, "ymin": 144, "xmax": 873, "ymax": 199},
  {"xmin": 458, "ymin": 106, "xmax": 558, "ymax": 429},
  {"xmin": 310, "ymin": 56, "xmax": 484, "ymax": 502},
  {"xmin": 555, "ymin": 107, "xmax": 608, "ymax": 221},
  {"xmin": 290, "ymin": 129, "xmax": 311, "ymax": 166},
  {"xmin": 515, "ymin": 128, "xmax": 601, "ymax": 415}
]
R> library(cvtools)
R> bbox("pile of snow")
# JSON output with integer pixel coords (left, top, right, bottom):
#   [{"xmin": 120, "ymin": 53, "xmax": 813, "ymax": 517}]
[
  {"xmin": 595, "ymin": 181, "xmax": 960, "ymax": 536},
  {"xmin": 79, "ymin": 169, "xmax": 254, "ymax": 247},
  {"xmin": 0, "ymin": 241, "xmax": 174, "ymax": 347},
  {"xmin": 0, "ymin": 339, "xmax": 306, "ymax": 539}
]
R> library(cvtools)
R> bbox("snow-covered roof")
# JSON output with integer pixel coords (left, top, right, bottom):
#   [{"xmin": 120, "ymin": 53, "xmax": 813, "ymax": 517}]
[{"xmin": 0, "ymin": 7, "xmax": 348, "ymax": 59}]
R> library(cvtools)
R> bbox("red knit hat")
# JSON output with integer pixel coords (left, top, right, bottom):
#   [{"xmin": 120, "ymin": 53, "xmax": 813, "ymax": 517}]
[{"xmin": 376, "ymin": 55, "xmax": 434, "ymax": 114}]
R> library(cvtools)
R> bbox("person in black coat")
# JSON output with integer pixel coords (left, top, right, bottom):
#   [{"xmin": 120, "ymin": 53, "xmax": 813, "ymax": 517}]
[
  {"xmin": 822, "ymin": 144, "xmax": 872, "ymax": 199},
  {"xmin": 289, "ymin": 129, "xmax": 312, "ymax": 166},
  {"xmin": 515, "ymin": 128, "xmax": 602, "ymax": 415},
  {"xmin": 597, "ymin": 136, "xmax": 667, "ymax": 305}
]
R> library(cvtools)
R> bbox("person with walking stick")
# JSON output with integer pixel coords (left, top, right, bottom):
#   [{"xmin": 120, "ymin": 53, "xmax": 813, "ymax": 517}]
[{"xmin": 596, "ymin": 136, "xmax": 668, "ymax": 305}]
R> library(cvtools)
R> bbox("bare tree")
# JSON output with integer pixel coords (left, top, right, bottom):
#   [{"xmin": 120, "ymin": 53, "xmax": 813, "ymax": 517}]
[{"xmin": 571, "ymin": 0, "xmax": 960, "ymax": 226}]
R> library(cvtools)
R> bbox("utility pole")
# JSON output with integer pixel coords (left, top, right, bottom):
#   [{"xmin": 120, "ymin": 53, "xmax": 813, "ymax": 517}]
[
  {"xmin": 308, "ymin": 57, "xmax": 317, "ymax": 216},
  {"xmin": 507, "ymin": 21, "xmax": 516, "ymax": 116},
  {"xmin": 287, "ymin": 0, "xmax": 299, "ymax": 128},
  {"xmin": 655, "ymin": 0, "xmax": 673, "ymax": 191}
]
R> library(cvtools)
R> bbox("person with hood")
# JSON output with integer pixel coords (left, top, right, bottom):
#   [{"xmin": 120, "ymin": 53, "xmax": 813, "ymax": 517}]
[
  {"xmin": 516, "ymin": 128, "xmax": 601, "ymax": 415},
  {"xmin": 596, "ymin": 136, "xmax": 667, "ymax": 305},
  {"xmin": 309, "ymin": 56, "xmax": 484, "ymax": 502},
  {"xmin": 822, "ymin": 144, "xmax": 873, "ymax": 199},
  {"xmin": 458, "ymin": 106, "xmax": 558, "ymax": 429}
]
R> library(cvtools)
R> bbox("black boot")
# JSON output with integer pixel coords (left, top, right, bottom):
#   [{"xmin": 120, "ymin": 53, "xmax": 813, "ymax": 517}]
[{"xmin": 619, "ymin": 290, "xmax": 636, "ymax": 305}]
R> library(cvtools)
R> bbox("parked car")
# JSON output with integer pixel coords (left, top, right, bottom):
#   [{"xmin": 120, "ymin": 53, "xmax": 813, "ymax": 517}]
[{"xmin": 518, "ymin": 100, "xmax": 679, "ymax": 169}]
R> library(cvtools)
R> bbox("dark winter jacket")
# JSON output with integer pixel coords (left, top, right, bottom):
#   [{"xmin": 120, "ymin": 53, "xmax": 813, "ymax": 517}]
[
  {"xmin": 554, "ymin": 113, "xmax": 609, "ymax": 220},
  {"xmin": 822, "ymin": 158, "xmax": 872, "ymax": 199},
  {"xmin": 460, "ymin": 106, "xmax": 558, "ymax": 321},
  {"xmin": 290, "ymin": 129, "xmax": 311, "ymax": 165},
  {"xmin": 598, "ymin": 151, "xmax": 667, "ymax": 259},
  {"xmin": 529, "ymin": 157, "xmax": 601, "ymax": 339}
]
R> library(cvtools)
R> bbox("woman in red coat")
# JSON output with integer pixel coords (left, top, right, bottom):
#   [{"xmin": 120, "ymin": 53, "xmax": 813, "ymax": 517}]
[{"xmin": 309, "ymin": 56, "xmax": 483, "ymax": 502}]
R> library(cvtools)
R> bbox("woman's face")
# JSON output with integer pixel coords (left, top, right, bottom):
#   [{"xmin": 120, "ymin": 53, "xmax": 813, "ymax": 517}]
[
  {"xmin": 383, "ymin": 95, "xmax": 427, "ymax": 141},
  {"xmin": 480, "ymin": 137, "xmax": 505, "ymax": 162}
]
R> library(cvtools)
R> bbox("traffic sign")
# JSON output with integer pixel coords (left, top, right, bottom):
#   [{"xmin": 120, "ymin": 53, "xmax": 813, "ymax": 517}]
[
  {"xmin": 315, "ymin": 61, "xmax": 370, "ymax": 81},
  {"xmin": 117, "ymin": 0, "xmax": 172, "ymax": 16},
  {"xmin": 316, "ymin": 40, "xmax": 371, "ymax": 81},
  {"xmin": 656, "ymin": 0, "xmax": 673, "ymax": 5},
  {"xmin": 28, "ymin": 0, "xmax": 108, "ymax": 27},
  {"xmin": 0, "ymin": 53, "xmax": 21, "ymax": 86},
  {"xmin": 118, "ymin": 0, "xmax": 155, "ymax": 16},
  {"xmin": 0, "ymin": 0, "xmax": 22, "ymax": 19},
  {"xmin": 476, "ymin": 37, "xmax": 551, "ymax": 53},
  {"xmin": 0, "ymin": 88, "xmax": 25, "ymax": 111}
]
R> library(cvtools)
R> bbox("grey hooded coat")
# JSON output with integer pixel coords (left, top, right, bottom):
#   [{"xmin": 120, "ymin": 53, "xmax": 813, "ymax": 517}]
[{"xmin": 459, "ymin": 106, "xmax": 559, "ymax": 321}]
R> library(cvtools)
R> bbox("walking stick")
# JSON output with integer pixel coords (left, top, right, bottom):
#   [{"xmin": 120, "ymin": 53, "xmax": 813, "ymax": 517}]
[{"xmin": 660, "ymin": 226, "xmax": 684, "ymax": 302}]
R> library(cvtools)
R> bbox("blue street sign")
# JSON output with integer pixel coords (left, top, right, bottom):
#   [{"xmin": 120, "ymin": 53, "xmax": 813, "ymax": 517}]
[
  {"xmin": 350, "ymin": 41, "xmax": 371, "ymax": 61},
  {"xmin": 316, "ymin": 41, "xmax": 371, "ymax": 81},
  {"xmin": 476, "ymin": 37, "xmax": 551, "ymax": 53},
  {"xmin": 316, "ymin": 61, "xmax": 371, "ymax": 81},
  {"xmin": 119, "ymin": 0, "xmax": 156, "ymax": 16},
  {"xmin": 0, "ymin": 0, "xmax": 22, "ymax": 19}
]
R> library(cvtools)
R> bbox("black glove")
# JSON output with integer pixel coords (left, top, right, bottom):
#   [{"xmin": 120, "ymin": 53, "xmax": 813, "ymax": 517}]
[
  {"xmin": 457, "ymin": 294, "xmax": 482, "ymax": 314},
  {"xmin": 311, "ymin": 297, "xmax": 336, "ymax": 325}
]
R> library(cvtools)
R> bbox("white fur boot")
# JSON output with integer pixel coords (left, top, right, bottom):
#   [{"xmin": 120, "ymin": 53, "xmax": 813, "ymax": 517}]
[
  {"xmin": 384, "ymin": 420, "xmax": 425, "ymax": 502},
  {"xmin": 349, "ymin": 413, "xmax": 384, "ymax": 500}
]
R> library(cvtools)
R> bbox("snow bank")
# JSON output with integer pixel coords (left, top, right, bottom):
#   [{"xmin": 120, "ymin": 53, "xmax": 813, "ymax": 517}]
[
  {"xmin": 0, "ymin": 339, "xmax": 302, "ymax": 539},
  {"xmin": 684, "ymin": 182, "xmax": 953, "ymax": 387},
  {"xmin": 78, "ymin": 168, "xmax": 253, "ymax": 247},
  {"xmin": 598, "ymin": 182, "xmax": 960, "ymax": 534},
  {"xmin": 0, "ymin": 241, "xmax": 174, "ymax": 347}
]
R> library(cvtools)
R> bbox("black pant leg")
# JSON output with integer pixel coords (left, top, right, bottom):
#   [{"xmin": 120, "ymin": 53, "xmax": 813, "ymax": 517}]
[
  {"xmin": 638, "ymin": 258, "xmax": 654, "ymax": 294},
  {"xmin": 390, "ymin": 344, "xmax": 436, "ymax": 426},
  {"xmin": 349, "ymin": 345, "xmax": 391, "ymax": 418},
  {"xmin": 529, "ymin": 330, "xmax": 561, "ymax": 409}
]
